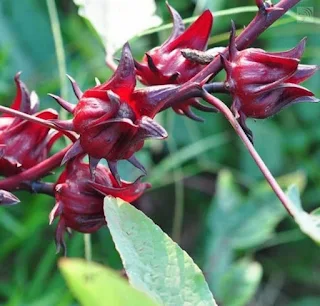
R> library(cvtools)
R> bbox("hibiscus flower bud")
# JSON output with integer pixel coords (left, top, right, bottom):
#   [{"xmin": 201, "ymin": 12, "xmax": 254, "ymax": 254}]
[
  {"xmin": 50, "ymin": 156, "xmax": 150, "ymax": 254},
  {"xmin": 50, "ymin": 43, "xmax": 179, "ymax": 183},
  {"xmin": 0, "ymin": 73, "xmax": 61, "ymax": 176},
  {"xmin": 221, "ymin": 23, "xmax": 319, "ymax": 140},
  {"xmin": 134, "ymin": 3, "xmax": 215, "ymax": 120}
]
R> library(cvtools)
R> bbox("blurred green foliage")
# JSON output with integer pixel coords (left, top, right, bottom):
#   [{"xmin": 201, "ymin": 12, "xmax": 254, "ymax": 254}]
[
  {"xmin": 0, "ymin": 0, "xmax": 320, "ymax": 305},
  {"xmin": 60, "ymin": 258, "xmax": 159, "ymax": 306}
]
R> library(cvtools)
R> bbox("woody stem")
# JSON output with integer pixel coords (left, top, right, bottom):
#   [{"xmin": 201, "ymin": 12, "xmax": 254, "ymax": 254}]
[{"xmin": 202, "ymin": 90, "xmax": 295, "ymax": 217}]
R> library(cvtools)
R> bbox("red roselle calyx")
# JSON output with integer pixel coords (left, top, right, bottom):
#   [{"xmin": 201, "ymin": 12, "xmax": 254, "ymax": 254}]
[
  {"xmin": 0, "ymin": 73, "xmax": 61, "ymax": 176},
  {"xmin": 221, "ymin": 23, "xmax": 319, "ymax": 140},
  {"xmin": 134, "ymin": 3, "xmax": 215, "ymax": 121},
  {"xmin": 50, "ymin": 43, "xmax": 179, "ymax": 183},
  {"xmin": 50, "ymin": 156, "xmax": 151, "ymax": 254}
]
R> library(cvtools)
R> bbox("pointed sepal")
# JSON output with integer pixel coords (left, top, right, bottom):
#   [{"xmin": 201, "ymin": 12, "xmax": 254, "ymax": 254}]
[
  {"xmin": 272, "ymin": 38, "xmax": 307, "ymax": 59},
  {"xmin": 93, "ymin": 43, "xmax": 136, "ymax": 99},
  {"xmin": 89, "ymin": 156, "xmax": 100, "ymax": 179},
  {"xmin": 89, "ymin": 175, "xmax": 151, "ymax": 203},
  {"xmin": 162, "ymin": 2, "xmax": 185, "ymax": 47},
  {"xmin": 229, "ymin": 21, "xmax": 238, "ymax": 61},
  {"xmin": 146, "ymin": 53, "xmax": 159, "ymax": 73},
  {"xmin": 48, "ymin": 93, "xmax": 75, "ymax": 113},
  {"xmin": 182, "ymin": 106, "xmax": 204, "ymax": 122},
  {"xmin": 55, "ymin": 218, "xmax": 67, "ymax": 256},
  {"xmin": 163, "ymin": 10, "xmax": 213, "ymax": 52},
  {"xmin": 107, "ymin": 160, "xmax": 121, "ymax": 187},
  {"xmin": 50, "ymin": 119, "xmax": 74, "ymax": 131},
  {"xmin": 127, "ymin": 155, "xmax": 147, "ymax": 175},
  {"xmin": 287, "ymin": 64, "xmax": 319, "ymax": 84},
  {"xmin": 61, "ymin": 140, "xmax": 84, "ymax": 165},
  {"xmin": 49, "ymin": 201, "xmax": 63, "ymax": 225},
  {"xmin": 66, "ymin": 74, "xmax": 83, "ymax": 99},
  {"xmin": 0, "ymin": 190, "xmax": 20, "ymax": 206},
  {"xmin": 137, "ymin": 116, "xmax": 168, "ymax": 140}
]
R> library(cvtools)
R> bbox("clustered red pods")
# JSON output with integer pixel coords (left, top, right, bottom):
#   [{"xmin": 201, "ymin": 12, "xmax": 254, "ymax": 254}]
[
  {"xmin": 221, "ymin": 23, "xmax": 319, "ymax": 140},
  {"xmin": 0, "ymin": 3, "xmax": 318, "ymax": 254},
  {"xmin": 135, "ymin": 4, "xmax": 215, "ymax": 121},
  {"xmin": 0, "ymin": 73, "xmax": 61, "ymax": 176},
  {"xmin": 49, "ymin": 43, "xmax": 178, "ymax": 184}
]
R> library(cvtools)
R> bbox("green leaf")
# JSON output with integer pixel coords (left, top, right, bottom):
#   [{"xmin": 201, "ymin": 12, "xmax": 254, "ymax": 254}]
[
  {"xmin": 59, "ymin": 258, "xmax": 158, "ymax": 306},
  {"xmin": 219, "ymin": 260, "xmax": 262, "ymax": 306},
  {"xmin": 286, "ymin": 185, "xmax": 320, "ymax": 243},
  {"xmin": 203, "ymin": 170, "xmax": 306, "ymax": 305},
  {"xmin": 104, "ymin": 196, "xmax": 217, "ymax": 306},
  {"xmin": 228, "ymin": 171, "xmax": 306, "ymax": 249}
]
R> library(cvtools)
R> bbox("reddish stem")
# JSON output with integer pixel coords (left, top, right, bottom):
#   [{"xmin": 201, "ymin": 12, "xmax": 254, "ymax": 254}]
[
  {"xmin": 255, "ymin": 0, "xmax": 264, "ymax": 8},
  {"xmin": 0, "ymin": 105, "xmax": 58, "ymax": 130},
  {"xmin": 202, "ymin": 90, "xmax": 294, "ymax": 217},
  {"xmin": 0, "ymin": 145, "xmax": 71, "ymax": 191},
  {"xmin": 0, "ymin": 105, "xmax": 77, "ymax": 143}
]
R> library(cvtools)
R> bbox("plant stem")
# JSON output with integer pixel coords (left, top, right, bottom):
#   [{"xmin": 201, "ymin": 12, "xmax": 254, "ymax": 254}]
[
  {"xmin": 0, "ymin": 145, "xmax": 71, "ymax": 191},
  {"xmin": 84, "ymin": 233, "xmax": 92, "ymax": 261},
  {"xmin": 0, "ymin": 105, "xmax": 77, "ymax": 143},
  {"xmin": 46, "ymin": 0, "xmax": 69, "ymax": 120},
  {"xmin": 29, "ymin": 182, "xmax": 55, "ymax": 196},
  {"xmin": 202, "ymin": 90, "xmax": 295, "ymax": 217},
  {"xmin": 203, "ymin": 82, "xmax": 228, "ymax": 94},
  {"xmin": 0, "ymin": 106, "xmax": 58, "ymax": 130},
  {"xmin": 12, "ymin": 181, "xmax": 56, "ymax": 196},
  {"xmin": 105, "ymin": 53, "xmax": 118, "ymax": 72},
  {"xmin": 167, "ymin": 111, "xmax": 184, "ymax": 243}
]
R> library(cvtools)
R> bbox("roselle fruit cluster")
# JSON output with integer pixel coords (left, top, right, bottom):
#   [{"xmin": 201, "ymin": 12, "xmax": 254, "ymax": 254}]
[
  {"xmin": 0, "ymin": 73, "xmax": 61, "ymax": 176},
  {"xmin": 0, "ymin": 3, "xmax": 318, "ymax": 254},
  {"xmin": 50, "ymin": 43, "xmax": 174, "ymax": 184},
  {"xmin": 221, "ymin": 24, "xmax": 319, "ymax": 139},
  {"xmin": 135, "ymin": 4, "xmax": 215, "ymax": 120}
]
